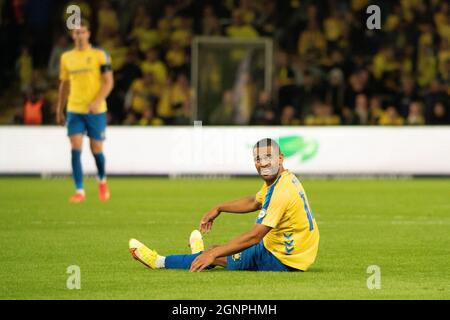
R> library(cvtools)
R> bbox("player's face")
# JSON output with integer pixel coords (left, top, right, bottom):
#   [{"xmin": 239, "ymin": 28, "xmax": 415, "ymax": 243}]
[
  {"xmin": 254, "ymin": 146, "xmax": 282, "ymax": 181},
  {"xmin": 72, "ymin": 26, "xmax": 90, "ymax": 47}
]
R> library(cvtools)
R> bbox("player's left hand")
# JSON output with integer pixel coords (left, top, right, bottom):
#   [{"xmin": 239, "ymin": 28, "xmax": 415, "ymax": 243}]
[
  {"xmin": 189, "ymin": 251, "xmax": 215, "ymax": 272},
  {"xmin": 88, "ymin": 99, "xmax": 101, "ymax": 113}
]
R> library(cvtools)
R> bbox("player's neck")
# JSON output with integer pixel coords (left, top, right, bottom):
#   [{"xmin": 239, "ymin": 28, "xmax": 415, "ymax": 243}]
[
  {"xmin": 265, "ymin": 168, "xmax": 286, "ymax": 186},
  {"xmin": 75, "ymin": 43, "xmax": 91, "ymax": 51}
]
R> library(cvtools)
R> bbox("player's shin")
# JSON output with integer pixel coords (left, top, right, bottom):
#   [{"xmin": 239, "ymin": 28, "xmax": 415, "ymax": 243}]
[
  {"xmin": 93, "ymin": 152, "xmax": 106, "ymax": 181},
  {"xmin": 165, "ymin": 253, "xmax": 203, "ymax": 269},
  {"xmin": 71, "ymin": 149, "xmax": 84, "ymax": 192}
]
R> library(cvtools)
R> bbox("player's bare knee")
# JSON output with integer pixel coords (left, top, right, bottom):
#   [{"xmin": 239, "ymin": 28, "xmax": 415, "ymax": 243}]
[
  {"xmin": 90, "ymin": 140, "xmax": 103, "ymax": 154},
  {"xmin": 69, "ymin": 135, "xmax": 83, "ymax": 150}
]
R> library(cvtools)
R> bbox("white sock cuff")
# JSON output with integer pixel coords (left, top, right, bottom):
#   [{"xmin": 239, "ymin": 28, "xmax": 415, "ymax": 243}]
[{"xmin": 155, "ymin": 255, "xmax": 166, "ymax": 269}]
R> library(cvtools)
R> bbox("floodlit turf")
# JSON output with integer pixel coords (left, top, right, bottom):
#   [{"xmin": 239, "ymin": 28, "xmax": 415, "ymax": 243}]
[{"xmin": 0, "ymin": 177, "xmax": 449, "ymax": 300}]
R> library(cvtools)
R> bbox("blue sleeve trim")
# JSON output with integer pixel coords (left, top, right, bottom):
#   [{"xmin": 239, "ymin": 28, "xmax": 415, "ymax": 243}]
[{"xmin": 94, "ymin": 46, "xmax": 111, "ymax": 64}]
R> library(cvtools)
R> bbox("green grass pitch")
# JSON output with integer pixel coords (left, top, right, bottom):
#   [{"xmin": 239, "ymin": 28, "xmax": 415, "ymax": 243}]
[{"xmin": 0, "ymin": 177, "xmax": 449, "ymax": 300}]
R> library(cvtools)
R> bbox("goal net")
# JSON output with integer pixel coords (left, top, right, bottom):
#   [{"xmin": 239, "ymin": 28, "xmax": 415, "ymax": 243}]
[{"xmin": 191, "ymin": 37, "xmax": 273, "ymax": 125}]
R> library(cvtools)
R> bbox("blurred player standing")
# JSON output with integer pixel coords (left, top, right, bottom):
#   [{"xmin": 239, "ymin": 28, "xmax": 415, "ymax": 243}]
[{"xmin": 56, "ymin": 19, "xmax": 114, "ymax": 203}]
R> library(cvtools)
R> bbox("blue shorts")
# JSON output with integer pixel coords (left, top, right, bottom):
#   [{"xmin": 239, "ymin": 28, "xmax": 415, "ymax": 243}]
[
  {"xmin": 226, "ymin": 241, "xmax": 292, "ymax": 272},
  {"xmin": 67, "ymin": 112, "xmax": 107, "ymax": 141}
]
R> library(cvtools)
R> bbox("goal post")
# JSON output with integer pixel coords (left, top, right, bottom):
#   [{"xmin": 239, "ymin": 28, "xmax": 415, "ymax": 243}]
[{"xmin": 191, "ymin": 36, "xmax": 273, "ymax": 125}]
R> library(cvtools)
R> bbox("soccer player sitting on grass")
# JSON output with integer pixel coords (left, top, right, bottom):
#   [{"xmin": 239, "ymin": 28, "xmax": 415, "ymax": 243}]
[
  {"xmin": 56, "ymin": 19, "xmax": 113, "ymax": 203},
  {"xmin": 129, "ymin": 138, "xmax": 319, "ymax": 272}
]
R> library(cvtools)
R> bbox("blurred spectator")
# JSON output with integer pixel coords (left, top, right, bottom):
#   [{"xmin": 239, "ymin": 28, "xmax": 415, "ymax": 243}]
[
  {"xmin": 369, "ymin": 96, "xmax": 383, "ymax": 125},
  {"xmin": 115, "ymin": 51, "xmax": 142, "ymax": 93},
  {"xmin": 437, "ymin": 39, "xmax": 450, "ymax": 82},
  {"xmin": 304, "ymin": 101, "xmax": 340, "ymax": 126},
  {"xmin": 396, "ymin": 76, "xmax": 419, "ymax": 118},
  {"xmin": 379, "ymin": 106, "xmax": 404, "ymax": 126},
  {"xmin": 138, "ymin": 107, "xmax": 164, "ymax": 126},
  {"xmin": 407, "ymin": 101, "xmax": 426, "ymax": 125},
  {"xmin": 47, "ymin": 35, "xmax": 69, "ymax": 78},
  {"xmin": 399, "ymin": 46, "xmax": 415, "ymax": 76},
  {"xmin": 341, "ymin": 107, "xmax": 357, "ymax": 125},
  {"xmin": 24, "ymin": 0, "xmax": 53, "ymax": 67},
  {"xmin": 250, "ymin": 91, "xmax": 275, "ymax": 125},
  {"xmin": 129, "ymin": 15, "xmax": 161, "ymax": 54},
  {"xmin": 108, "ymin": 50, "xmax": 142, "ymax": 124},
  {"xmin": 441, "ymin": 60, "xmax": 450, "ymax": 95},
  {"xmin": 23, "ymin": 88, "xmax": 51, "ymax": 125},
  {"xmin": 234, "ymin": 72, "xmax": 256, "ymax": 125},
  {"xmin": 417, "ymin": 45, "xmax": 438, "ymax": 88},
  {"xmin": 236, "ymin": 0, "xmax": 256, "ymax": 25},
  {"xmin": 428, "ymin": 102, "xmax": 449, "ymax": 125},
  {"xmin": 155, "ymin": 77, "xmax": 175, "ymax": 124},
  {"xmin": 209, "ymin": 90, "xmax": 235, "ymax": 125},
  {"xmin": 325, "ymin": 68, "xmax": 346, "ymax": 114},
  {"xmin": 280, "ymin": 105, "xmax": 300, "ymax": 126},
  {"xmin": 423, "ymin": 79, "xmax": 448, "ymax": 120},
  {"xmin": 30, "ymin": 70, "xmax": 49, "ymax": 94},
  {"xmin": 372, "ymin": 47, "xmax": 398, "ymax": 81},
  {"xmin": 202, "ymin": 5, "xmax": 222, "ymax": 36},
  {"xmin": 123, "ymin": 112, "xmax": 137, "ymax": 125},
  {"xmin": 354, "ymin": 94, "xmax": 369, "ymax": 125},
  {"xmin": 297, "ymin": 70, "xmax": 323, "ymax": 118},
  {"xmin": 44, "ymin": 78, "xmax": 58, "ymax": 123},
  {"xmin": 275, "ymin": 51, "xmax": 297, "ymax": 112},
  {"xmin": 158, "ymin": 4, "xmax": 182, "ymax": 42},
  {"xmin": 434, "ymin": 2, "xmax": 449, "ymax": 39},
  {"xmin": 96, "ymin": 0, "xmax": 120, "ymax": 44},
  {"xmin": 17, "ymin": 47, "xmax": 33, "ymax": 93},
  {"xmin": 297, "ymin": 19, "xmax": 327, "ymax": 64},
  {"xmin": 226, "ymin": 9, "xmax": 259, "ymax": 38},
  {"xmin": 141, "ymin": 48, "xmax": 167, "ymax": 85},
  {"xmin": 166, "ymin": 40, "xmax": 189, "ymax": 74},
  {"xmin": 344, "ymin": 70, "xmax": 370, "ymax": 109},
  {"xmin": 323, "ymin": 10, "xmax": 344, "ymax": 45},
  {"xmin": 125, "ymin": 72, "xmax": 159, "ymax": 120},
  {"xmin": 254, "ymin": 0, "xmax": 277, "ymax": 37},
  {"xmin": 170, "ymin": 73, "xmax": 192, "ymax": 125},
  {"xmin": 170, "ymin": 17, "xmax": 193, "ymax": 49},
  {"xmin": 105, "ymin": 37, "xmax": 128, "ymax": 72}
]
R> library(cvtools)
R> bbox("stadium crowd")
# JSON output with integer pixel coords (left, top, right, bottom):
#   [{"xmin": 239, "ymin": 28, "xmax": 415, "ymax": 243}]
[{"xmin": 0, "ymin": 0, "xmax": 449, "ymax": 125}]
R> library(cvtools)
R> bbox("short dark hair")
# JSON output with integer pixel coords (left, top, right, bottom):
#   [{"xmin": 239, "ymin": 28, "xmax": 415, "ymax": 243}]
[
  {"xmin": 78, "ymin": 18, "xmax": 90, "ymax": 30},
  {"xmin": 253, "ymin": 138, "xmax": 281, "ymax": 154}
]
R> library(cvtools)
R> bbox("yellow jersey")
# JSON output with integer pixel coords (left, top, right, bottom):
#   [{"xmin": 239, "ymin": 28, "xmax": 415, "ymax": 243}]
[
  {"xmin": 140, "ymin": 60, "xmax": 167, "ymax": 85},
  {"xmin": 60, "ymin": 46, "xmax": 111, "ymax": 113},
  {"xmin": 255, "ymin": 170, "xmax": 319, "ymax": 271}
]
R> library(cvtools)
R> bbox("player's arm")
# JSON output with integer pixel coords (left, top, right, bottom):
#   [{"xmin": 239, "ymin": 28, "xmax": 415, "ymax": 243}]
[
  {"xmin": 217, "ymin": 196, "xmax": 261, "ymax": 213},
  {"xmin": 88, "ymin": 70, "xmax": 114, "ymax": 113},
  {"xmin": 193, "ymin": 187, "xmax": 289, "ymax": 271},
  {"xmin": 190, "ymin": 224, "xmax": 271, "ymax": 272},
  {"xmin": 56, "ymin": 80, "xmax": 70, "ymax": 125},
  {"xmin": 199, "ymin": 196, "xmax": 262, "ymax": 233}
]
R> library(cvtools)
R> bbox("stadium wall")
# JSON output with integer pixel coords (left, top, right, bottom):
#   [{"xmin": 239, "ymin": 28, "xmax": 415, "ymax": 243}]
[{"xmin": 0, "ymin": 126, "xmax": 449, "ymax": 176}]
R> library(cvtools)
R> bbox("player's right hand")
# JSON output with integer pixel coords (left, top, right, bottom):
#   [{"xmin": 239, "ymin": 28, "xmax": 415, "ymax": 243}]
[
  {"xmin": 199, "ymin": 207, "xmax": 220, "ymax": 234},
  {"xmin": 56, "ymin": 112, "xmax": 65, "ymax": 126}
]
